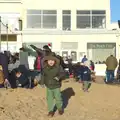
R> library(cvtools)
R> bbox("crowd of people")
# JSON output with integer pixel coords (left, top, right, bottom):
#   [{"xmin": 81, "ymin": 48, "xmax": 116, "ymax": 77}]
[{"xmin": 1, "ymin": 44, "xmax": 119, "ymax": 117}]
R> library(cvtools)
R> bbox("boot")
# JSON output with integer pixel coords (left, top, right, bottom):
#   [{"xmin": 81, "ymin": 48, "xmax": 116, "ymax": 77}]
[
  {"xmin": 58, "ymin": 109, "xmax": 64, "ymax": 115},
  {"xmin": 47, "ymin": 111, "xmax": 54, "ymax": 117}
]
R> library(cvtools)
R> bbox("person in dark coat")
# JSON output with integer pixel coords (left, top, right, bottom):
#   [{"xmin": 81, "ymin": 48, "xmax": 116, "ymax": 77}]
[
  {"xmin": 30, "ymin": 44, "xmax": 52, "ymax": 57},
  {"xmin": 0, "ymin": 52, "xmax": 9, "ymax": 88},
  {"xmin": 80, "ymin": 62, "xmax": 92, "ymax": 92},
  {"xmin": 30, "ymin": 45, "xmax": 65, "ymax": 70}
]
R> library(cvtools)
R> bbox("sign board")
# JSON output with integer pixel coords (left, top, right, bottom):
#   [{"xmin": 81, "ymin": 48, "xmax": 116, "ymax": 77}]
[
  {"xmin": 87, "ymin": 43, "xmax": 116, "ymax": 49},
  {"xmin": 61, "ymin": 42, "xmax": 78, "ymax": 50}
]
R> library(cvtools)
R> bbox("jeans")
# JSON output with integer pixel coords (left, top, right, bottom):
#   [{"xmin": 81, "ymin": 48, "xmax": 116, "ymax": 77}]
[{"xmin": 106, "ymin": 70, "xmax": 114, "ymax": 83}]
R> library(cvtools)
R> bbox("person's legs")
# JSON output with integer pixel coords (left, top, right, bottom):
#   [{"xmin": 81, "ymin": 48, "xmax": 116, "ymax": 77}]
[
  {"xmin": 9, "ymin": 70, "xmax": 17, "ymax": 88},
  {"xmin": 53, "ymin": 88, "xmax": 63, "ymax": 114},
  {"xmin": 46, "ymin": 88, "xmax": 54, "ymax": 112},
  {"xmin": 88, "ymin": 82, "xmax": 92, "ymax": 90},
  {"xmin": 110, "ymin": 70, "xmax": 114, "ymax": 82},
  {"xmin": 83, "ymin": 81, "xmax": 89, "ymax": 91},
  {"xmin": 106, "ymin": 70, "xmax": 111, "ymax": 83}
]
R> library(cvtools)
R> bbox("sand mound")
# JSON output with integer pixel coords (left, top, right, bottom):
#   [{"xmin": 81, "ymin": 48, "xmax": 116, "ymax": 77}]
[{"xmin": 0, "ymin": 80, "xmax": 120, "ymax": 120}]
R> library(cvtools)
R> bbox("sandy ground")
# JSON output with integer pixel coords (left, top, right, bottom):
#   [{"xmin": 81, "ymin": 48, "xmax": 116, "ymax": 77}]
[{"xmin": 0, "ymin": 78, "xmax": 120, "ymax": 120}]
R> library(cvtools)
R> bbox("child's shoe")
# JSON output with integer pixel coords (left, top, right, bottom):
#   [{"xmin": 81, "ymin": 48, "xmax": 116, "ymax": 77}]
[{"xmin": 47, "ymin": 111, "xmax": 54, "ymax": 117}]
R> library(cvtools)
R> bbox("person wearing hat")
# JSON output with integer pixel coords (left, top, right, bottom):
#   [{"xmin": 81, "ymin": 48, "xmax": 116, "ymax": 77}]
[{"xmin": 40, "ymin": 55, "xmax": 65, "ymax": 117}]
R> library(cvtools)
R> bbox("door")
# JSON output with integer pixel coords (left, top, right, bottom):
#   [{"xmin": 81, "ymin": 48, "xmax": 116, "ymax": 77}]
[{"xmin": 61, "ymin": 50, "xmax": 78, "ymax": 62}]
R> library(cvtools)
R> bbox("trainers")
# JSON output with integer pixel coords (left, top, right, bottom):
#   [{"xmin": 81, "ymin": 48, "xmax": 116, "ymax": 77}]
[
  {"xmin": 58, "ymin": 110, "xmax": 64, "ymax": 115},
  {"xmin": 47, "ymin": 111, "xmax": 54, "ymax": 117}
]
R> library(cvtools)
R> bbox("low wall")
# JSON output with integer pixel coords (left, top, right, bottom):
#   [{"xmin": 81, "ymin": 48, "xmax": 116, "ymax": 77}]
[
  {"xmin": 95, "ymin": 64, "xmax": 117, "ymax": 76},
  {"xmin": 95, "ymin": 64, "xmax": 106, "ymax": 76}
]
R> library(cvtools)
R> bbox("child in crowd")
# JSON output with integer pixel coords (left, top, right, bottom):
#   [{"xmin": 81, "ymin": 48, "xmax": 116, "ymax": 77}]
[
  {"xmin": 80, "ymin": 61, "xmax": 92, "ymax": 92},
  {"xmin": 40, "ymin": 55, "xmax": 65, "ymax": 117},
  {"xmin": 14, "ymin": 65, "xmax": 40, "ymax": 88}
]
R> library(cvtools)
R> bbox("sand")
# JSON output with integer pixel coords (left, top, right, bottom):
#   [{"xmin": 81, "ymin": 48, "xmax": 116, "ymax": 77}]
[{"xmin": 0, "ymin": 79, "xmax": 120, "ymax": 120}]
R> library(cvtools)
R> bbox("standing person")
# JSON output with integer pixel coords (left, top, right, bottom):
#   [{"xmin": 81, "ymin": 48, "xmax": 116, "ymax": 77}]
[
  {"xmin": 19, "ymin": 48, "xmax": 29, "ymax": 69},
  {"xmin": 30, "ymin": 44, "xmax": 52, "ymax": 57},
  {"xmin": 81, "ymin": 61, "xmax": 92, "ymax": 92},
  {"xmin": 30, "ymin": 44, "xmax": 66, "ymax": 70},
  {"xmin": 30, "ymin": 44, "xmax": 53, "ymax": 69},
  {"xmin": 105, "ymin": 55, "xmax": 118, "ymax": 83},
  {"xmin": 40, "ymin": 55, "xmax": 65, "ymax": 117},
  {"xmin": 90, "ymin": 60, "xmax": 95, "ymax": 71},
  {"xmin": 81, "ymin": 55, "xmax": 88, "ymax": 63},
  {"xmin": 67, "ymin": 56, "xmax": 73, "ymax": 76},
  {"xmin": 34, "ymin": 52, "xmax": 42, "ymax": 71},
  {"xmin": 0, "ymin": 52, "xmax": 10, "ymax": 88}
]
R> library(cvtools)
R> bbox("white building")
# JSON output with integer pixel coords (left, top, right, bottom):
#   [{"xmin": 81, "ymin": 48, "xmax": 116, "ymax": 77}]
[{"xmin": 0, "ymin": 0, "xmax": 120, "ymax": 75}]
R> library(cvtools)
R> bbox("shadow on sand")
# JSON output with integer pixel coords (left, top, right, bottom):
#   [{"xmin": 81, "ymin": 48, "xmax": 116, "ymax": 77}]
[
  {"xmin": 53, "ymin": 87, "xmax": 75, "ymax": 112},
  {"xmin": 62, "ymin": 87, "xmax": 75, "ymax": 109}
]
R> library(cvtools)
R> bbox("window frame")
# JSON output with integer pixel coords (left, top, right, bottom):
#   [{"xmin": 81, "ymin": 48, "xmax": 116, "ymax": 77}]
[
  {"xmin": 27, "ymin": 9, "xmax": 57, "ymax": 29},
  {"xmin": 76, "ymin": 10, "xmax": 106, "ymax": 29},
  {"xmin": 62, "ymin": 10, "xmax": 71, "ymax": 31}
]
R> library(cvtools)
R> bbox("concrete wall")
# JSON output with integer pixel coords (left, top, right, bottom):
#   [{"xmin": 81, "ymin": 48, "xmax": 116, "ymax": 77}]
[
  {"xmin": 0, "ymin": 2, "xmax": 22, "ymax": 14},
  {"xmin": 20, "ymin": 33, "xmax": 118, "ymax": 57},
  {"xmin": 22, "ymin": 0, "xmax": 110, "ymax": 29}
]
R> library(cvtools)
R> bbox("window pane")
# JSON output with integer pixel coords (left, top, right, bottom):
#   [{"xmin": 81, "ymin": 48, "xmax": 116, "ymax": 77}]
[
  {"xmin": 62, "ymin": 16, "xmax": 71, "ymax": 30},
  {"xmin": 27, "ymin": 15, "xmax": 41, "ymax": 28},
  {"xmin": 77, "ymin": 16, "xmax": 90, "ymax": 28},
  {"xmin": 27, "ymin": 10, "xmax": 41, "ymax": 14},
  {"xmin": 71, "ymin": 51, "xmax": 77, "ymax": 61},
  {"xmin": 77, "ymin": 10, "xmax": 90, "ymax": 14},
  {"xmin": 43, "ymin": 15, "xmax": 56, "ymax": 28},
  {"xmin": 43, "ymin": 10, "xmax": 56, "ymax": 14},
  {"xmin": 92, "ymin": 16, "xmax": 106, "ymax": 28},
  {"xmin": 63, "ymin": 10, "xmax": 71, "ymax": 15},
  {"xmin": 92, "ymin": 10, "xmax": 106, "ymax": 14}
]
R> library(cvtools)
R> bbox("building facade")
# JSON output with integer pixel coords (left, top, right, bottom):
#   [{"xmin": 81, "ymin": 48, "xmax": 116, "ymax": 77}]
[{"xmin": 0, "ymin": 0, "xmax": 120, "ymax": 75}]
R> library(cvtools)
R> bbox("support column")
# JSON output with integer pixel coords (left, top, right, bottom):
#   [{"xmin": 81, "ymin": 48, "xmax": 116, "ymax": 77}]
[
  {"xmin": 71, "ymin": 10, "xmax": 76, "ymax": 30},
  {"xmin": 57, "ymin": 9, "xmax": 62, "ymax": 30}
]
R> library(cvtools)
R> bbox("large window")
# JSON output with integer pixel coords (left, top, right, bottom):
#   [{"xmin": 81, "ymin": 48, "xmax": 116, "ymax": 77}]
[
  {"xmin": 77, "ymin": 10, "xmax": 90, "ymax": 28},
  {"xmin": 62, "ymin": 10, "xmax": 71, "ymax": 30},
  {"xmin": 27, "ymin": 10, "xmax": 57, "ymax": 28},
  {"xmin": 0, "ymin": 13, "xmax": 20, "ymax": 31},
  {"xmin": 77, "ymin": 10, "xmax": 106, "ymax": 29},
  {"xmin": 92, "ymin": 10, "xmax": 106, "ymax": 28}
]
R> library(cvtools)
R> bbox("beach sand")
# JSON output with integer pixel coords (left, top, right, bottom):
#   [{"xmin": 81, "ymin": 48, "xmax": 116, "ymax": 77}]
[{"xmin": 0, "ymin": 78, "xmax": 120, "ymax": 120}]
